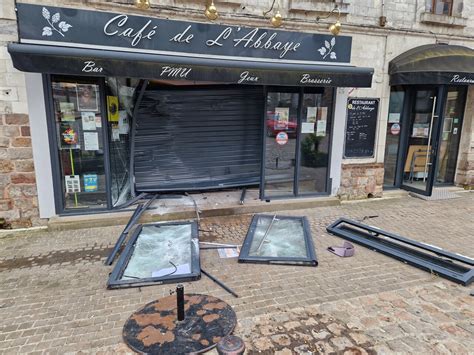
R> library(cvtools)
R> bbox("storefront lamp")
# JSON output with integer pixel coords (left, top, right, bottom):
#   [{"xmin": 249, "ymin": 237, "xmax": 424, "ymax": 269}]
[
  {"xmin": 317, "ymin": 6, "xmax": 342, "ymax": 36},
  {"xmin": 205, "ymin": 0, "xmax": 218, "ymax": 21},
  {"xmin": 264, "ymin": 0, "xmax": 283, "ymax": 27},
  {"xmin": 135, "ymin": 0, "xmax": 150, "ymax": 10}
]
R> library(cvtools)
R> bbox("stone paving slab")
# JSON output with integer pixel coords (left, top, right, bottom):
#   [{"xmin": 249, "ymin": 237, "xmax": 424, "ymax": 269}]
[{"xmin": 0, "ymin": 193, "xmax": 473, "ymax": 354}]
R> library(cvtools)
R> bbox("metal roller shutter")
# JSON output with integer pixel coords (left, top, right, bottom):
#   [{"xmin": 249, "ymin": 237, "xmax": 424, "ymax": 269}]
[{"xmin": 133, "ymin": 86, "xmax": 264, "ymax": 192}]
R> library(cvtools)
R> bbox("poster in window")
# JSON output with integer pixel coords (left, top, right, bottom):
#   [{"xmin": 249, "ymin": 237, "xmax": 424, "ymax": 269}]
[
  {"xmin": 307, "ymin": 107, "xmax": 317, "ymax": 123},
  {"xmin": 65, "ymin": 175, "xmax": 81, "ymax": 193},
  {"xmin": 107, "ymin": 96, "xmax": 119, "ymax": 122},
  {"xmin": 274, "ymin": 107, "xmax": 289, "ymax": 129},
  {"xmin": 76, "ymin": 84, "xmax": 99, "ymax": 112},
  {"xmin": 118, "ymin": 111, "xmax": 130, "ymax": 134},
  {"xmin": 316, "ymin": 107, "xmax": 328, "ymax": 137},
  {"xmin": 83, "ymin": 174, "xmax": 98, "ymax": 192},
  {"xmin": 59, "ymin": 102, "xmax": 75, "ymax": 121},
  {"xmin": 83, "ymin": 132, "xmax": 99, "ymax": 151},
  {"xmin": 412, "ymin": 123, "xmax": 429, "ymax": 138},
  {"xmin": 59, "ymin": 122, "xmax": 80, "ymax": 149},
  {"xmin": 81, "ymin": 112, "xmax": 96, "ymax": 130}
]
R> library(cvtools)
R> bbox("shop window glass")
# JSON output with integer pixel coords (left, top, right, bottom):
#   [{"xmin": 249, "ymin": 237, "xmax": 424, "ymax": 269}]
[
  {"xmin": 299, "ymin": 88, "xmax": 333, "ymax": 194},
  {"xmin": 383, "ymin": 87, "xmax": 405, "ymax": 187},
  {"xmin": 435, "ymin": 86, "xmax": 466, "ymax": 184},
  {"xmin": 105, "ymin": 78, "xmax": 140, "ymax": 206},
  {"xmin": 431, "ymin": 0, "xmax": 453, "ymax": 15},
  {"xmin": 51, "ymin": 77, "xmax": 107, "ymax": 210}
]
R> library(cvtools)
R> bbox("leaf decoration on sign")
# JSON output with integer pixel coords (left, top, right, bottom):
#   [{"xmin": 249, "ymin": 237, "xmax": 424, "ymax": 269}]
[
  {"xmin": 41, "ymin": 7, "xmax": 71, "ymax": 37},
  {"xmin": 42, "ymin": 7, "xmax": 50, "ymax": 20},
  {"xmin": 51, "ymin": 13, "xmax": 60, "ymax": 23},
  {"xmin": 59, "ymin": 21, "xmax": 72, "ymax": 32},
  {"xmin": 317, "ymin": 37, "xmax": 337, "ymax": 60},
  {"xmin": 42, "ymin": 26, "xmax": 52, "ymax": 36}
]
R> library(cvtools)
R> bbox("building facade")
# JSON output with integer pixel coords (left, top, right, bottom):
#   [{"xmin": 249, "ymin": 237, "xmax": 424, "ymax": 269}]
[{"xmin": 1, "ymin": 0, "xmax": 473, "ymax": 228}]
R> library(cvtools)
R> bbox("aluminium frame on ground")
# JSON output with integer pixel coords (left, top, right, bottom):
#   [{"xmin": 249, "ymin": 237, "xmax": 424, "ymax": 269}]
[
  {"xmin": 107, "ymin": 221, "xmax": 201, "ymax": 289},
  {"xmin": 238, "ymin": 215, "xmax": 318, "ymax": 266},
  {"xmin": 326, "ymin": 218, "xmax": 474, "ymax": 286}
]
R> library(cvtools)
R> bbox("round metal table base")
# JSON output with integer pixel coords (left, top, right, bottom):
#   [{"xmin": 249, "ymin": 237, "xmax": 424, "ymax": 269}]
[{"xmin": 123, "ymin": 294, "xmax": 237, "ymax": 354}]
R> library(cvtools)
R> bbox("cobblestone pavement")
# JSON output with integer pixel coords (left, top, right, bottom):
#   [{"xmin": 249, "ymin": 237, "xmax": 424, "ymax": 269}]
[{"xmin": 0, "ymin": 193, "xmax": 473, "ymax": 354}]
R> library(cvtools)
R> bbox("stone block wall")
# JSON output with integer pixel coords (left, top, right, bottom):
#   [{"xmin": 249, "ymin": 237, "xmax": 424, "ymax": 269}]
[
  {"xmin": 0, "ymin": 0, "xmax": 41, "ymax": 228},
  {"xmin": 338, "ymin": 164, "xmax": 384, "ymax": 200}
]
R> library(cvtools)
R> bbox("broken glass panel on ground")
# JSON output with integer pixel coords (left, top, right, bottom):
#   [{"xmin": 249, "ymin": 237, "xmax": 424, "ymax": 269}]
[
  {"xmin": 107, "ymin": 221, "xmax": 200, "ymax": 289},
  {"xmin": 238, "ymin": 215, "xmax": 318, "ymax": 266}
]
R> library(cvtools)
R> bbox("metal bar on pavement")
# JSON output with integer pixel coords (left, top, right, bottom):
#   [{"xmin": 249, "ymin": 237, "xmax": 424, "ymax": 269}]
[{"xmin": 201, "ymin": 268, "xmax": 239, "ymax": 298}]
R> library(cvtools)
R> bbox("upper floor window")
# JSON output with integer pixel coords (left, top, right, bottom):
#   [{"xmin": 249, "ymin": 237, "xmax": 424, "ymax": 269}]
[{"xmin": 431, "ymin": 0, "xmax": 453, "ymax": 15}]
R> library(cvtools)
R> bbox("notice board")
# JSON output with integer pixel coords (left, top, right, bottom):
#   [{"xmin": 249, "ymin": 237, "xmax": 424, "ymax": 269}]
[{"xmin": 344, "ymin": 98, "xmax": 379, "ymax": 158}]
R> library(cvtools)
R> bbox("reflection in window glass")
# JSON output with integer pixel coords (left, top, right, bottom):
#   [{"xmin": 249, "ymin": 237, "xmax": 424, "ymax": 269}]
[
  {"xmin": 383, "ymin": 87, "xmax": 405, "ymax": 187},
  {"xmin": 436, "ymin": 86, "xmax": 466, "ymax": 184},
  {"xmin": 430, "ymin": 0, "xmax": 453, "ymax": 15},
  {"xmin": 106, "ymin": 78, "xmax": 140, "ymax": 206},
  {"xmin": 299, "ymin": 88, "xmax": 333, "ymax": 193},
  {"xmin": 51, "ymin": 77, "xmax": 107, "ymax": 210}
]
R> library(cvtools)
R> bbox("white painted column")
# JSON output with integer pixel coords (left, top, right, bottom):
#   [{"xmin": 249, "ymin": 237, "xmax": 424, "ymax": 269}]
[
  {"xmin": 25, "ymin": 73, "xmax": 56, "ymax": 218},
  {"xmin": 329, "ymin": 87, "xmax": 348, "ymax": 196}
]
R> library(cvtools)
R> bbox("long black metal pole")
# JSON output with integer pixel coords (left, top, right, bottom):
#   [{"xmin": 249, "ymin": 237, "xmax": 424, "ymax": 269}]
[
  {"xmin": 176, "ymin": 284, "xmax": 185, "ymax": 321},
  {"xmin": 201, "ymin": 268, "xmax": 239, "ymax": 298}
]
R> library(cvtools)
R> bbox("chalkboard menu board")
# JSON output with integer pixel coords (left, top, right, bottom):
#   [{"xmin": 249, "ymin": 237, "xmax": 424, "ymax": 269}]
[{"xmin": 344, "ymin": 98, "xmax": 379, "ymax": 158}]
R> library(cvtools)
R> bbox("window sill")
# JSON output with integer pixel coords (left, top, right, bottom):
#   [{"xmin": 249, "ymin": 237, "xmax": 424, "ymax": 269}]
[
  {"xmin": 289, "ymin": 0, "xmax": 350, "ymax": 14},
  {"xmin": 420, "ymin": 12, "xmax": 467, "ymax": 27}
]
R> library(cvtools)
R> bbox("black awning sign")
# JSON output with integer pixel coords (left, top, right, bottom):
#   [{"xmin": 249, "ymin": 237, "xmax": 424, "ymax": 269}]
[
  {"xmin": 16, "ymin": 3, "xmax": 353, "ymax": 64},
  {"xmin": 344, "ymin": 98, "xmax": 379, "ymax": 158}
]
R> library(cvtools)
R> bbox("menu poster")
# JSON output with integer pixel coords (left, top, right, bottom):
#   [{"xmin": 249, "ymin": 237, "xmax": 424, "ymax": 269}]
[
  {"xmin": 65, "ymin": 175, "xmax": 81, "ymax": 193},
  {"xmin": 77, "ymin": 84, "xmax": 99, "ymax": 112},
  {"xmin": 59, "ymin": 122, "xmax": 80, "ymax": 150},
  {"xmin": 307, "ymin": 107, "xmax": 317, "ymax": 123},
  {"xmin": 318, "ymin": 107, "xmax": 328, "ymax": 121},
  {"xmin": 83, "ymin": 132, "xmax": 99, "ymax": 151},
  {"xmin": 344, "ymin": 98, "xmax": 379, "ymax": 158},
  {"xmin": 107, "ymin": 96, "xmax": 119, "ymax": 122},
  {"xmin": 301, "ymin": 122, "xmax": 315, "ymax": 134},
  {"xmin": 118, "ymin": 111, "xmax": 130, "ymax": 134},
  {"xmin": 83, "ymin": 174, "xmax": 98, "ymax": 192},
  {"xmin": 274, "ymin": 107, "xmax": 289, "ymax": 129},
  {"xmin": 59, "ymin": 102, "xmax": 75, "ymax": 121},
  {"xmin": 81, "ymin": 112, "xmax": 96, "ymax": 130},
  {"xmin": 316, "ymin": 120, "xmax": 327, "ymax": 137}
]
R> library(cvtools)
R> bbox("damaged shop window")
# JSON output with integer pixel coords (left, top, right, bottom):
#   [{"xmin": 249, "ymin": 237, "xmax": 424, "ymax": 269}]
[
  {"xmin": 107, "ymin": 221, "xmax": 201, "ymax": 289},
  {"xmin": 238, "ymin": 215, "xmax": 318, "ymax": 266}
]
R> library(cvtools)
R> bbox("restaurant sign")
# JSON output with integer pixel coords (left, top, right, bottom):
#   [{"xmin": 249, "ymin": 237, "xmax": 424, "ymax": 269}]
[{"xmin": 16, "ymin": 3, "xmax": 352, "ymax": 64}]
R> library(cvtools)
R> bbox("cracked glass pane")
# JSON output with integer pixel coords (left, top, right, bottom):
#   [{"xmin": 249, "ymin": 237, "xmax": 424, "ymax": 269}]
[
  {"xmin": 248, "ymin": 216, "xmax": 307, "ymax": 258},
  {"xmin": 121, "ymin": 224, "xmax": 193, "ymax": 280}
]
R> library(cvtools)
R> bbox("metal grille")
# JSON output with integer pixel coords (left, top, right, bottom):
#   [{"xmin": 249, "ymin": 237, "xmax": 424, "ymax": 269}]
[{"xmin": 133, "ymin": 86, "xmax": 264, "ymax": 192}]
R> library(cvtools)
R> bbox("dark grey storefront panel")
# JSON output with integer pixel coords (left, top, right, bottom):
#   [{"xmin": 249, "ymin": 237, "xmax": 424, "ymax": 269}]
[
  {"xmin": 16, "ymin": 3, "xmax": 352, "ymax": 64},
  {"xmin": 8, "ymin": 43, "xmax": 373, "ymax": 87},
  {"xmin": 133, "ymin": 87, "xmax": 264, "ymax": 192}
]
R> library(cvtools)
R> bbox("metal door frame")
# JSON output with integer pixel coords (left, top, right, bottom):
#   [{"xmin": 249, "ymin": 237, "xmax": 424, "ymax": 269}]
[
  {"xmin": 398, "ymin": 85, "xmax": 446, "ymax": 196},
  {"xmin": 260, "ymin": 86, "xmax": 334, "ymax": 200}
]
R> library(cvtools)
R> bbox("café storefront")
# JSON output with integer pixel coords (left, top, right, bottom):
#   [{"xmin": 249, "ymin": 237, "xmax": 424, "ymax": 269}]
[
  {"xmin": 8, "ymin": 3, "xmax": 373, "ymax": 215},
  {"xmin": 384, "ymin": 44, "xmax": 474, "ymax": 196}
]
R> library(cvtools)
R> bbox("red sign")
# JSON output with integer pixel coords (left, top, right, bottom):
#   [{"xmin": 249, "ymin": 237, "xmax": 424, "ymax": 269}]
[
  {"xmin": 275, "ymin": 132, "xmax": 289, "ymax": 145},
  {"xmin": 390, "ymin": 123, "xmax": 401, "ymax": 135}
]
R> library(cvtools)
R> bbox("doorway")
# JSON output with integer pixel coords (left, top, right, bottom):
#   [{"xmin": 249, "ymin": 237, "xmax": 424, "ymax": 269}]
[
  {"xmin": 396, "ymin": 85, "xmax": 466, "ymax": 196},
  {"xmin": 261, "ymin": 87, "xmax": 334, "ymax": 199}
]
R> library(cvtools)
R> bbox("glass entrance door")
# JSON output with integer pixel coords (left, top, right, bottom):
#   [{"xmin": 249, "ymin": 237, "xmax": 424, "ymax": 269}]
[
  {"xmin": 263, "ymin": 90, "xmax": 299, "ymax": 198},
  {"xmin": 261, "ymin": 88, "xmax": 333, "ymax": 199},
  {"xmin": 401, "ymin": 88, "xmax": 441, "ymax": 195},
  {"xmin": 435, "ymin": 86, "xmax": 467, "ymax": 184}
]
